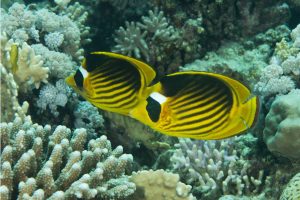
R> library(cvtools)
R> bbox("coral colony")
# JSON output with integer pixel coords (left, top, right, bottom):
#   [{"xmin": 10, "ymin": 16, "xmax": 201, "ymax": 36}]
[{"xmin": 1, "ymin": 1, "xmax": 300, "ymax": 199}]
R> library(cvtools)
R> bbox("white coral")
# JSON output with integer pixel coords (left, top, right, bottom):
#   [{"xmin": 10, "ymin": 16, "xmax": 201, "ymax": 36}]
[
  {"xmin": 170, "ymin": 137, "xmax": 264, "ymax": 196},
  {"xmin": 15, "ymin": 42, "xmax": 49, "ymax": 89},
  {"xmin": 291, "ymin": 24, "xmax": 300, "ymax": 48},
  {"xmin": 32, "ymin": 44, "xmax": 74, "ymax": 79},
  {"xmin": 36, "ymin": 80, "xmax": 71, "ymax": 117},
  {"xmin": 45, "ymin": 32, "xmax": 64, "ymax": 50},
  {"xmin": 0, "ymin": 115, "xmax": 135, "ymax": 199},
  {"xmin": 254, "ymin": 63, "xmax": 295, "ymax": 96},
  {"xmin": 281, "ymin": 54, "xmax": 300, "ymax": 76}
]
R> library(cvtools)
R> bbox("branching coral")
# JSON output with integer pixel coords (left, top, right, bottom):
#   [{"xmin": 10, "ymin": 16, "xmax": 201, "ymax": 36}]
[
  {"xmin": 60, "ymin": 2, "xmax": 92, "ymax": 47},
  {"xmin": 113, "ymin": 9, "xmax": 187, "ymax": 76},
  {"xmin": 15, "ymin": 42, "xmax": 49, "ymax": 89},
  {"xmin": 138, "ymin": 9, "xmax": 179, "ymax": 43},
  {"xmin": 0, "ymin": 64, "xmax": 29, "ymax": 122},
  {"xmin": 170, "ymin": 137, "xmax": 267, "ymax": 198},
  {"xmin": 113, "ymin": 21, "xmax": 149, "ymax": 60},
  {"xmin": 280, "ymin": 172, "xmax": 300, "ymax": 200},
  {"xmin": 0, "ymin": 113, "xmax": 135, "ymax": 199},
  {"xmin": 1, "ymin": 33, "xmax": 49, "ymax": 91}
]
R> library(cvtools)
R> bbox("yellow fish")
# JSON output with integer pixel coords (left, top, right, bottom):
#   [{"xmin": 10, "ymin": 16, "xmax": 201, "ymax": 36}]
[
  {"xmin": 66, "ymin": 52, "xmax": 259, "ymax": 140},
  {"xmin": 10, "ymin": 43, "xmax": 19, "ymax": 73}
]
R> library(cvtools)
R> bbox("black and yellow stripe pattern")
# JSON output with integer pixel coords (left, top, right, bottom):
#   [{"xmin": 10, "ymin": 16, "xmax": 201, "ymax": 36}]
[
  {"xmin": 160, "ymin": 73, "xmax": 233, "ymax": 137},
  {"xmin": 65, "ymin": 52, "xmax": 156, "ymax": 115},
  {"xmin": 66, "ymin": 52, "xmax": 259, "ymax": 140},
  {"xmin": 88, "ymin": 59, "xmax": 141, "ymax": 111}
]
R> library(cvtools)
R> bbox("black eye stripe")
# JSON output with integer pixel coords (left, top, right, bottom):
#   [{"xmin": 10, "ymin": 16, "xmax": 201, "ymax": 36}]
[
  {"xmin": 146, "ymin": 96, "xmax": 161, "ymax": 122},
  {"xmin": 74, "ymin": 70, "xmax": 84, "ymax": 88}
]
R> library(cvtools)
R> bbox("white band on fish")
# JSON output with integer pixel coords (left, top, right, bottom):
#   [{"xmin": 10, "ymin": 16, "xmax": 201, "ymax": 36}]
[
  {"xmin": 79, "ymin": 66, "xmax": 88, "ymax": 78},
  {"xmin": 150, "ymin": 92, "xmax": 167, "ymax": 104}
]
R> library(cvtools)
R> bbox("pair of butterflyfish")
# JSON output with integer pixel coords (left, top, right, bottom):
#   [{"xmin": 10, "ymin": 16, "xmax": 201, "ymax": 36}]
[{"xmin": 66, "ymin": 52, "xmax": 259, "ymax": 140}]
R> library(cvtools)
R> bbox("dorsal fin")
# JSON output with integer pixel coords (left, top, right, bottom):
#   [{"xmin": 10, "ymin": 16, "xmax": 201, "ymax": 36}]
[{"xmin": 87, "ymin": 52, "xmax": 156, "ymax": 87}]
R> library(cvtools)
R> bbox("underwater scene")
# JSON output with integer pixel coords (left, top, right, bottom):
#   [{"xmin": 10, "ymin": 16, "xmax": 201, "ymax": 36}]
[{"xmin": 1, "ymin": 0, "xmax": 300, "ymax": 199}]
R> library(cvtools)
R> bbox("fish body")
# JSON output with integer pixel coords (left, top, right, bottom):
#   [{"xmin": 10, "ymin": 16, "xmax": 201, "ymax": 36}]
[
  {"xmin": 10, "ymin": 43, "xmax": 19, "ymax": 73},
  {"xmin": 66, "ymin": 52, "xmax": 259, "ymax": 140}
]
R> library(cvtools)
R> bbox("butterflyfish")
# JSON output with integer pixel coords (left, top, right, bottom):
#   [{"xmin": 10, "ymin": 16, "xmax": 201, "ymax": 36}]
[{"xmin": 66, "ymin": 52, "xmax": 259, "ymax": 140}]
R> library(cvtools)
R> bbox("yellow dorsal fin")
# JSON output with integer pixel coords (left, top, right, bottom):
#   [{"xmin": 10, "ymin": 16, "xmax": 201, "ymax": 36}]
[{"xmin": 91, "ymin": 52, "xmax": 156, "ymax": 87}]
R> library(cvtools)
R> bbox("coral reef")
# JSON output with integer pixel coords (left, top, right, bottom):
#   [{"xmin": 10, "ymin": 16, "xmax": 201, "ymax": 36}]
[
  {"xmin": 74, "ymin": 101, "xmax": 105, "ymax": 137},
  {"xmin": 103, "ymin": 111, "xmax": 172, "ymax": 152},
  {"xmin": 1, "ymin": 1, "xmax": 299, "ymax": 200},
  {"xmin": 130, "ymin": 169, "xmax": 195, "ymax": 200},
  {"xmin": 31, "ymin": 44, "xmax": 75, "ymax": 79},
  {"xmin": 254, "ymin": 63, "xmax": 295, "ymax": 97},
  {"xmin": 263, "ymin": 89, "xmax": 300, "ymax": 161},
  {"xmin": 0, "ymin": 113, "xmax": 135, "ymax": 199},
  {"xmin": 170, "ymin": 136, "xmax": 268, "ymax": 198},
  {"xmin": 180, "ymin": 41, "xmax": 270, "ymax": 87},
  {"xmin": 36, "ymin": 80, "xmax": 72, "ymax": 117},
  {"xmin": 154, "ymin": 0, "xmax": 290, "ymax": 37},
  {"xmin": 113, "ymin": 8, "xmax": 203, "ymax": 77},
  {"xmin": 0, "ymin": 64, "xmax": 22, "ymax": 122},
  {"xmin": 280, "ymin": 172, "xmax": 300, "ymax": 200},
  {"xmin": 1, "ymin": 33, "xmax": 49, "ymax": 91},
  {"xmin": 0, "ymin": 2, "xmax": 89, "ymax": 60},
  {"xmin": 255, "ymin": 24, "xmax": 300, "ymax": 98}
]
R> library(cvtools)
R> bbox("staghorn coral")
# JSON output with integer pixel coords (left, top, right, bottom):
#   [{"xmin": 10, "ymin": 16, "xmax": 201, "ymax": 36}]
[
  {"xmin": 0, "ymin": 63, "xmax": 29, "ymax": 122},
  {"xmin": 60, "ymin": 2, "xmax": 92, "ymax": 47},
  {"xmin": 0, "ymin": 113, "xmax": 135, "ymax": 199},
  {"xmin": 113, "ymin": 8, "xmax": 192, "ymax": 76},
  {"xmin": 130, "ymin": 169, "xmax": 196, "ymax": 200},
  {"xmin": 113, "ymin": 21, "xmax": 149, "ymax": 61},
  {"xmin": 170, "ymin": 136, "xmax": 270, "ymax": 198},
  {"xmin": 263, "ymin": 89, "xmax": 300, "ymax": 161},
  {"xmin": 280, "ymin": 172, "xmax": 300, "ymax": 200}
]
